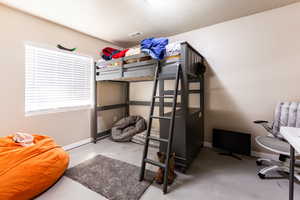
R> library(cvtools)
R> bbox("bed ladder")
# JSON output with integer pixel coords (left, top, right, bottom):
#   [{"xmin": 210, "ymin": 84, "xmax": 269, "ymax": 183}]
[{"xmin": 139, "ymin": 63, "xmax": 181, "ymax": 194}]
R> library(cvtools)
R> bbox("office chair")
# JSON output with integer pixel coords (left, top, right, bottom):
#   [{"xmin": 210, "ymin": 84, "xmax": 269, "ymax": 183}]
[{"xmin": 254, "ymin": 102, "xmax": 300, "ymax": 180}]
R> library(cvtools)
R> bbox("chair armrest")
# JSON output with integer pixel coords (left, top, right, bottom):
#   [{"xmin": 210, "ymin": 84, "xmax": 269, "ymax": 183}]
[
  {"xmin": 267, "ymin": 133, "xmax": 274, "ymax": 137},
  {"xmin": 253, "ymin": 120, "xmax": 269, "ymax": 124},
  {"xmin": 254, "ymin": 120, "xmax": 273, "ymax": 134}
]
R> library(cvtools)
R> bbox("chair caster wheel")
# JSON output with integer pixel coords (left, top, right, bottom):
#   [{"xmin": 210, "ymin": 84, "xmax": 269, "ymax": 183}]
[
  {"xmin": 258, "ymin": 173, "xmax": 266, "ymax": 179},
  {"xmin": 256, "ymin": 160, "xmax": 263, "ymax": 166}
]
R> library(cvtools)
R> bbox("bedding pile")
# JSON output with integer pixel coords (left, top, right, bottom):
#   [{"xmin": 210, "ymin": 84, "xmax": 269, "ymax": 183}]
[
  {"xmin": 0, "ymin": 134, "xmax": 69, "ymax": 200},
  {"xmin": 97, "ymin": 39, "xmax": 184, "ymax": 68}
]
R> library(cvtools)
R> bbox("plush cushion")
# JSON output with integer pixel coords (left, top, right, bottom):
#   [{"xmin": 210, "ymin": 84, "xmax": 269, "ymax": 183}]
[
  {"xmin": 111, "ymin": 116, "xmax": 146, "ymax": 142},
  {"xmin": 0, "ymin": 134, "xmax": 69, "ymax": 200}
]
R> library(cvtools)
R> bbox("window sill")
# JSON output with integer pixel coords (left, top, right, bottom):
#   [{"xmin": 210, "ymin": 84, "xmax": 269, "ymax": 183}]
[{"xmin": 25, "ymin": 105, "xmax": 93, "ymax": 117}]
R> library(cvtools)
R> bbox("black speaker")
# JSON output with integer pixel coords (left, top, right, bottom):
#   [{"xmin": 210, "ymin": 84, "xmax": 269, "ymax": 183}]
[{"xmin": 213, "ymin": 129, "xmax": 251, "ymax": 156}]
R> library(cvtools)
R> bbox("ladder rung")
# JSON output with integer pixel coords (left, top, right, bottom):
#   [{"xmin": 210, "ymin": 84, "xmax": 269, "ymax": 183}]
[
  {"xmin": 153, "ymin": 96, "xmax": 174, "ymax": 99},
  {"xmin": 151, "ymin": 116, "xmax": 171, "ymax": 120},
  {"xmin": 163, "ymin": 90, "xmax": 182, "ymax": 95},
  {"xmin": 148, "ymin": 136, "xmax": 169, "ymax": 143},
  {"xmin": 144, "ymin": 158, "xmax": 166, "ymax": 168}
]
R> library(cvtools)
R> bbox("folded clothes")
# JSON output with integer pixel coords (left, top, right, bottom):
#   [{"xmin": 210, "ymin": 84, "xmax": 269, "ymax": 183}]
[
  {"xmin": 141, "ymin": 37, "xmax": 169, "ymax": 60},
  {"xmin": 166, "ymin": 41, "xmax": 183, "ymax": 57},
  {"xmin": 125, "ymin": 46, "xmax": 141, "ymax": 57},
  {"xmin": 13, "ymin": 132, "xmax": 34, "ymax": 147}
]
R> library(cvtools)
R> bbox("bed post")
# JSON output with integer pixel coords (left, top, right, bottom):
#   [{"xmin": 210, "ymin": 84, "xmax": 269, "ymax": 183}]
[
  {"xmin": 93, "ymin": 62, "xmax": 98, "ymax": 143},
  {"xmin": 125, "ymin": 82, "xmax": 130, "ymax": 117},
  {"xmin": 200, "ymin": 72, "xmax": 205, "ymax": 147},
  {"xmin": 180, "ymin": 43, "xmax": 189, "ymax": 126}
]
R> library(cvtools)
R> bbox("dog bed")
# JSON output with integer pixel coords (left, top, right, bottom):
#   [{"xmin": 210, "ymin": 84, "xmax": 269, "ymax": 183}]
[
  {"xmin": 0, "ymin": 134, "xmax": 69, "ymax": 200},
  {"xmin": 111, "ymin": 116, "xmax": 147, "ymax": 142}
]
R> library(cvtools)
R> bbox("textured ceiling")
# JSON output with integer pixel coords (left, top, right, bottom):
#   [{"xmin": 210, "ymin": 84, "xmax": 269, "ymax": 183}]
[{"xmin": 1, "ymin": 0, "xmax": 299, "ymax": 47}]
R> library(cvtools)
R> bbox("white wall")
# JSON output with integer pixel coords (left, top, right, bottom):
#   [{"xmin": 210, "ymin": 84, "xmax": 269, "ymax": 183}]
[
  {"xmin": 131, "ymin": 3, "xmax": 300, "ymax": 152},
  {"xmin": 0, "ymin": 5, "xmax": 122, "ymax": 146},
  {"xmin": 170, "ymin": 3, "xmax": 300, "ymax": 151}
]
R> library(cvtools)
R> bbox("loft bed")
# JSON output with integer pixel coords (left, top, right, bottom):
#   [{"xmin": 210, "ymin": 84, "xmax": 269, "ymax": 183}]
[
  {"xmin": 95, "ymin": 42, "xmax": 203, "ymax": 81},
  {"xmin": 93, "ymin": 42, "xmax": 206, "ymax": 171}
]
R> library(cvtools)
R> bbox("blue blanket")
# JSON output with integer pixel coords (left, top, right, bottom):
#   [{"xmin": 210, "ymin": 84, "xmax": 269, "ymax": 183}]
[{"xmin": 141, "ymin": 37, "xmax": 169, "ymax": 60}]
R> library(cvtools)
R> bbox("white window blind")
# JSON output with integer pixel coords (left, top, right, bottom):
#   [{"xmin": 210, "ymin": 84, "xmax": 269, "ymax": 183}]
[{"xmin": 25, "ymin": 44, "xmax": 93, "ymax": 115}]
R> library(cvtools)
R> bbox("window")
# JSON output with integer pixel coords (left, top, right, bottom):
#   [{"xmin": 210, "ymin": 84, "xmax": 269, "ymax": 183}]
[{"xmin": 25, "ymin": 43, "xmax": 93, "ymax": 116}]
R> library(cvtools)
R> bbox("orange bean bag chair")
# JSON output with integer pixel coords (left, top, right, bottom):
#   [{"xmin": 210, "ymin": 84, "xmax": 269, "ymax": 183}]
[{"xmin": 0, "ymin": 134, "xmax": 69, "ymax": 200}]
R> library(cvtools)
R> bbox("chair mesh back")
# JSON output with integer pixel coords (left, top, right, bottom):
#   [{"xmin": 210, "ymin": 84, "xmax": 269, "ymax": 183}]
[{"xmin": 273, "ymin": 102, "xmax": 300, "ymax": 138}]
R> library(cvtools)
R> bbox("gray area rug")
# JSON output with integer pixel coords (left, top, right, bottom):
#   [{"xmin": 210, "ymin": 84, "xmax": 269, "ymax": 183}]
[{"xmin": 65, "ymin": 154, "xmax": 155, "ymax": 200}]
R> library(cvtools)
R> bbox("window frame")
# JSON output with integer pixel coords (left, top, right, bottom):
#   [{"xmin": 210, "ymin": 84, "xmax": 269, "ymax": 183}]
[{"xmin": 24, "ymin": 42, "xmax": 94, "ymax": 117}]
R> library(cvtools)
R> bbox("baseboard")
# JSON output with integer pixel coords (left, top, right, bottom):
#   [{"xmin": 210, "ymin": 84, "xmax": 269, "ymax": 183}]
[
  {"xmin": 62, "ymin": 138, "xmax": 278, "ymax": 160},
  {"xmin": 63, "ymin": 137, "xmax": 93, "ymax": 151},
  {"xmin": 203, "ymin": 141, "xmax": 278, "ymax": 160}
]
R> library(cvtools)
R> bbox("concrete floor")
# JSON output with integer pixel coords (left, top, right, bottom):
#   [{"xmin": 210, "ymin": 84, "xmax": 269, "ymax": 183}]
[{"xmin": 36, "ymin": 138, "xmax": 300, "ymax": 200}]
